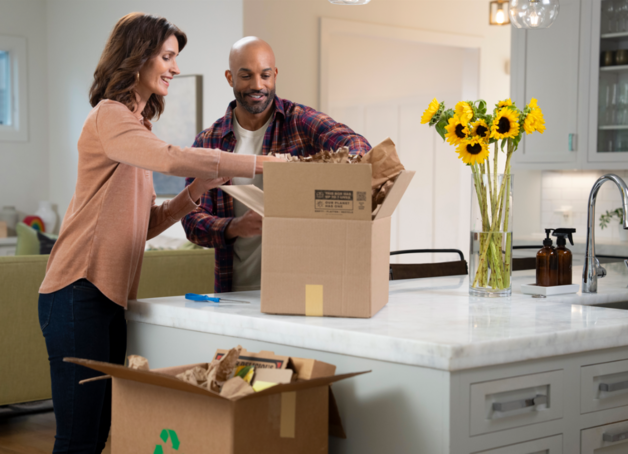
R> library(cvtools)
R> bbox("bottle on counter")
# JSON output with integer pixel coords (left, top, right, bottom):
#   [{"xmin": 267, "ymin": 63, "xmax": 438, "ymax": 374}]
[
  {"xmin": 536, "ymin": 229, "xmax": 558, "ymax": 287},
  {"xmin": 553, "ymin": 228, "xmax": 576, "ymax": 285}
]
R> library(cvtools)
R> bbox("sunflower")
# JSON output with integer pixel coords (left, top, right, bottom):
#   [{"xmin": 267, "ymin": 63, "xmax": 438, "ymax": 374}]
[
  {"xmin": 523, "ymin": 98, "xmax": 546, "ymax": 134},
  {"xmin": 421, "ymin": 98, "xmax": 440, "ymax": 124},
  {"xmin": 455, "ymin": 101, "xmax": 474, "ymax": 126},
  {"xmin": 445, "ymin": 116, "xmax": 469, "ymax": 146},
  {"xmin": 470, "ymin": 119, "xmax": 490, "ymax": 139},
  {"xmin": 497, "ymin": 98, "xmax": 513, "ymax": 108},
  {"xmin": 456, "ymin": 137, "xmax": 490, "ymax": 165},
  {"xmin": 491, "ymin": 108, "xmax": 520, "ymax": 140}
]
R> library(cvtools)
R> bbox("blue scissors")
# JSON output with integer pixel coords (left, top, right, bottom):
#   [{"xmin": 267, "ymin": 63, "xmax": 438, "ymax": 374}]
[{"xmin": 185, "ymin": 293, "xmax": 250, "ymax": 304}]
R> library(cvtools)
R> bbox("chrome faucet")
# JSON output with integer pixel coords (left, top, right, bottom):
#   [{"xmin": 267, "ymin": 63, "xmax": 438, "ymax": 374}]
[{"xmin": 583, "ymin": 174, "xmax": 628, "ymax": 293}]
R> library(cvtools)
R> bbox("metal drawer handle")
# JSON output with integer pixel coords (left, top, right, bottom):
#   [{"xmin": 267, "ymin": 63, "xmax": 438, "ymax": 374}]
[
  {"xmin": 599, "ymin": 380, "xmax": 628, "ymax": 393},
  {"xmin": 603, "ymin": 430, "xmax": 628, "ymax": 443},
  {"xmin": 492, "ymin": 394, "xmax": 548, "ymax": 412}
]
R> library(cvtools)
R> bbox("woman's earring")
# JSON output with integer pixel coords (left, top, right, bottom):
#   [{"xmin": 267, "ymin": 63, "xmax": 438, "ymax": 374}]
[{"xmin": 136, "ymin": 72, "xmax": 140, "ymax": 83}]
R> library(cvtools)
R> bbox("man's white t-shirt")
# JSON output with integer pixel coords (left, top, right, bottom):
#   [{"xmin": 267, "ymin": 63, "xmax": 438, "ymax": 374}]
[{"xmin": 230, "ymin": 113, "xmax": 272, "ymax": 292}]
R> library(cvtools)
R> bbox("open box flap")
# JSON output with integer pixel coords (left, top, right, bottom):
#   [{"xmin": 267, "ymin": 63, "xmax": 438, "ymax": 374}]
[
  {"xmin": 234, "ymin": 370, "xmax": 371, "ymax": 401},
  {"xmin": 373, "ymin": 170, "xmax": 416, "ymax": 221},
  {"xmin": 66, "ymin": 358, "xmax": 369, "ymax": 403},
  {"xmin": 65, "ymin": 358, "xmax": 224, "ymax": 400},
  {"xmin": 220, "ymin": 185, "xmax": 264, "ymax": 217}
]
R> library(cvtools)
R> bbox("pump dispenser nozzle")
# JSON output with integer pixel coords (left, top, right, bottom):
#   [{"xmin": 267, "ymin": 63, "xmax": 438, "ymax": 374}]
[
  {"xmin": 543, "ymin": 228, "xmax": 554, "ymax": 247},
  {"xmin": 553, "ymin": 228, "xmax": 576, "ymax": 247}
]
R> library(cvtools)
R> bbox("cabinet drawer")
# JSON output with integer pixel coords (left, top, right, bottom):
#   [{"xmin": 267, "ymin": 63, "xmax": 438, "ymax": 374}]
[
  {"xmin": 470, "ymin": 370, "xmax": 563, "ymax": 436},
  {"xmin": 473, "ymin": 434, "xmax": 562, "ymax": 454},
  {"xmin": 581, "ymin": 359, "xmax": 628, "ymax": 414},
  {"xmin": 581, "ymin": 419, "xmax": 628, "ymax": 453}
]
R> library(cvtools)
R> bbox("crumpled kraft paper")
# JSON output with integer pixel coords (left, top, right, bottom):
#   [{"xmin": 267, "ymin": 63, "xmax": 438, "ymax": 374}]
[
  {"xmin": 272, "ymin": 137, "xmax": 404, "ymax": 208},
  {"xmin": 362, "ymin": 138, "xmax": 405, "ymax": 205},
  {"xmin": 128, "ymin": 355, "xmax": 149, "ymax": 371},
  {"xmin": 220, "ymin": 376, "xmax": 255, "ymax": 399}
]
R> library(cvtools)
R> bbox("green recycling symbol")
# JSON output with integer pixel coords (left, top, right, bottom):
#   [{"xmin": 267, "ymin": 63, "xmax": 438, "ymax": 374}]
[{"xmin": 153, "ymin": 429, "xmax": 180, "ymax": 453}]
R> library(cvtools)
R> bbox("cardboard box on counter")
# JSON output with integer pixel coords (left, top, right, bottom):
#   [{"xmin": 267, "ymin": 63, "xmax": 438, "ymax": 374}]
[
  {"xmin": 222, "ymin": 161, "xmax": 415, "ymax": 318},
  {"xmin": 66, "ymin": 357, "xmax": 366, "ymax": 454}
]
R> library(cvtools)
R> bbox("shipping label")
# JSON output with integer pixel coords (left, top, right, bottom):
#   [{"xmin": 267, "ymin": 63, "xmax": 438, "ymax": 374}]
[{"xmin": 314, "ymin": 190, "xmax": 354, "ymax": 214}]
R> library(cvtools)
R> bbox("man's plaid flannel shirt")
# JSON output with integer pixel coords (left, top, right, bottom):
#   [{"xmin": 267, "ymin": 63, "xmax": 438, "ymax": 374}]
[{"xmin": 182, "ymin": 96, "xmax": 371, "ymax": 293}]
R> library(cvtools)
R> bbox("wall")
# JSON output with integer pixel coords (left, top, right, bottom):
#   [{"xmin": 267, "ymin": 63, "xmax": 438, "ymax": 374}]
[
  {"xmin": 540, "ymin": 170, "xmax": 628, "ymax": 243},
  {"xmin": 0, "ymin": 0, "xmax": 49, "ymax": 221},
  {"xmin": 243, "ymin": 0, "xmax": 510, "ymax": 255},
  {"xmin": 46, "ymin": 0, "xmax": 243, "ymax": 227},
  {"xmin": 243, "ymin": 0, "xmax": 510, "ymax": 109}
]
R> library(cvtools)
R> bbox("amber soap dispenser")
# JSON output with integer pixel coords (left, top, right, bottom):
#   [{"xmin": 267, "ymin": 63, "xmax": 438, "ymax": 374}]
[
  {"xmin": 553, "ymin": 228, "xmax": 576, "ymax": 285},
  {"xmin": 536, "ymin": 229, "xmax": 558, "ymax": 287}
]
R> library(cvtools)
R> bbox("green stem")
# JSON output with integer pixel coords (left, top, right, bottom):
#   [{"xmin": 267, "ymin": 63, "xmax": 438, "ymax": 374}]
[{"xmin": 472, "ymin": 156, "xmax": 512, "ymax": 289}]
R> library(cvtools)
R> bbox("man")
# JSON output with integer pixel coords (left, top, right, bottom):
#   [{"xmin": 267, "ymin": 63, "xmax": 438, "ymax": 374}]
[{"xmin": 182, "ymin": 37, "xmax": 371, "ymax": 293}]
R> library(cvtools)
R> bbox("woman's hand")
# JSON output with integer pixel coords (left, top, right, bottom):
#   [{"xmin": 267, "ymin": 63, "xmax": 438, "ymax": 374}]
[
  {"xmin": 187, "ymin": 177, "xmax": 230, "ymax": 202},
  {"xmin": 255, "ymin": 155, "xmax": 285, "ymax": 174}
]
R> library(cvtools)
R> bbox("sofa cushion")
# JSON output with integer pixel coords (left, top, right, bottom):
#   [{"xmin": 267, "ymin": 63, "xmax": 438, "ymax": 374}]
[{"xmin": 16, "ymin": 222, "xmax": 58, "ymax": 256}]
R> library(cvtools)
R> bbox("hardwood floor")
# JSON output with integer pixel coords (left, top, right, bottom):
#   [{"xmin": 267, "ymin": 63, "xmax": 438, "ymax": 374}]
[{"xmin": 0, "ymin": 411, "xmax": 111, "ymax": 454}]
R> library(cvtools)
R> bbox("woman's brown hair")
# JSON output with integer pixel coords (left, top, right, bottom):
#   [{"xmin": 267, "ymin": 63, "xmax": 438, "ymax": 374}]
[{"xmin": 89, "ymin": 13, "xmax": 187, "ymax": 120}]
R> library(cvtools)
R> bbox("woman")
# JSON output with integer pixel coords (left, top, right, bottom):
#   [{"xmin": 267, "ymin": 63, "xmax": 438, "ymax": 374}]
[{"xmin": 38, "ymin": 13, "xmax": 278, "ymax": 453}]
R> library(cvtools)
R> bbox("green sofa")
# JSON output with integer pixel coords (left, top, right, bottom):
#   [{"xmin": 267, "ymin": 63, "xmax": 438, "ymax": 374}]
[{"xmin": 0, "ymin": 249, "xmax": 215, "ymax": 406}]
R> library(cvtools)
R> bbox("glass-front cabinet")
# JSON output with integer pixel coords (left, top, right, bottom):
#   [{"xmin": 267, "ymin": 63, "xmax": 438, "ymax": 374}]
[
  {"xmin": 596, "ymin": 1, "xmax": 628, "ymax": 154},
  {"xmin": 512, "ymin": 0, "xmax": 628, "ymax": 169},
  {"xmin": 589, "ymin": 0, "xmax": 628, "ymax": 164}
]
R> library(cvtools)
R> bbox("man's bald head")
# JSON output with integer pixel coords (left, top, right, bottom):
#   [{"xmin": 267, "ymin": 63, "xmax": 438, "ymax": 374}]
[
  {"xmin": 229, "ymin": 37, "xmax": 275, "ymax": 74},
  {"xmin": 226, "ymin": 36, "xmax": 278, "ymax": 117}
]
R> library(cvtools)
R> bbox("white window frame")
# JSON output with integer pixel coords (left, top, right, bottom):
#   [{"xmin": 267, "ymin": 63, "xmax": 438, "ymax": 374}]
[{"xmin": 0, "ymin": 35, "xmax": 28, "ymax": 142}]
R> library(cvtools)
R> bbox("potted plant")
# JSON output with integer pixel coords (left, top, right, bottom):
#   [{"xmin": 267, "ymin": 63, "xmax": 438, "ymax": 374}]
[{"xmin": 599, "ymin": 208, "xmax": 628, "ymax": 241}]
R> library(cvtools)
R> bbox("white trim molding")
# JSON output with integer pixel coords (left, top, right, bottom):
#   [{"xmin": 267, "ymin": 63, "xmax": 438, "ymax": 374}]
[{"xmin": 0, "ymin": 35, "xmax": 28, "ymax": 142}]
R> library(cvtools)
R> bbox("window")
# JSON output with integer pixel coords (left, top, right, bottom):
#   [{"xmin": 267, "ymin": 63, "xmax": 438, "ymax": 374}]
[
  {"xmin": 0, "ymin": 51, "xmax": 11, "ymax": 126},
  {"xmin": 0, "ymin": 36, "xmax": 27, "ymax": 142}
]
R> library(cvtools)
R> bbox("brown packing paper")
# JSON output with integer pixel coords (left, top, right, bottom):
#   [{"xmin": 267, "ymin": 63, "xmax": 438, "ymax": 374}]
[
  {"xmin": 215, "ymin": 348, "xmax": 289, "ymax": 370},
  {"xmin": 128, "ymin": 355, "xmax": 149, "ymax": 371},
  {"xmin": 361, "ymin": 138, "xmax": 405, "ymax": 207},
  {"xmin": 220, "ymin": 376, "xmax": 255, "ymax": 399},
  {"xmin": 362, "ymin": 138, "xmax": 405, "ymax": 189}
]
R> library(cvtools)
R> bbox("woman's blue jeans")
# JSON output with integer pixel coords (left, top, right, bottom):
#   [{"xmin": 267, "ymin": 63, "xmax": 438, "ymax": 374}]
[{"xmin": 39, "ymin": 279, "xmax": 127, "ymax": 454}]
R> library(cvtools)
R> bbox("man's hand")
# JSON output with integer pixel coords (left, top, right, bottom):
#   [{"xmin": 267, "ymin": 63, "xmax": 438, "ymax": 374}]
[
  {"xmin": 188, "ymin": 177, "xmax": 231, "ymax": 202},
  {"xmin": 255, "ymin": 155, "xmax": 284, "ymax": 174},
  {"xmin": 225, "ymin": 210, "xmax": 262, "ymax": 239}
]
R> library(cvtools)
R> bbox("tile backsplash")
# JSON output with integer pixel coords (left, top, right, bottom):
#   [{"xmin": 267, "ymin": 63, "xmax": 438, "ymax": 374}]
[{"xmin": 541, "ymin": 170, "xmax": 628, "ymax": 241}]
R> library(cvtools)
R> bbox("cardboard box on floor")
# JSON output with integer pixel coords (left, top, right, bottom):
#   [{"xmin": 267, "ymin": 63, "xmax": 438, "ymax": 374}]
[
  {"xmin": 222, "ymin": 158, "xmax": 415, "ymax": 318},
  {"xmin": 66, "ymin": 357, "xmax": 366, "ymax": 454}
]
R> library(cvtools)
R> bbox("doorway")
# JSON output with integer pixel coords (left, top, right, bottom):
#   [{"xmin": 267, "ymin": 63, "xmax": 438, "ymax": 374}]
[{"xmin": 320, "ymin": 18, "xmax": 481, "ymax": 263}]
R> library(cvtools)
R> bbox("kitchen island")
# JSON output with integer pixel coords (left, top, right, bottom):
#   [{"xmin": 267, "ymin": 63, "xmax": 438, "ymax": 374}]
[{"xmin": 126, "ymin": 264, "xmax": 628, "ymax": 454}]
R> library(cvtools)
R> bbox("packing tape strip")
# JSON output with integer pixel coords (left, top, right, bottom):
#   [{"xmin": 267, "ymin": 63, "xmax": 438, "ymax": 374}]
[
  {"xmin": 305, "ymin": 285, "xmax": 323, "ymax": 317},
  {"xmin": 280, "ymin": 391, "xmax": 296, "ymax": 438}
]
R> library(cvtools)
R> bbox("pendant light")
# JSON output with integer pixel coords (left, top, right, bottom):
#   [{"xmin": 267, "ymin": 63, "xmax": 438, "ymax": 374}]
[
  {"xmin": 489, "ymin": 0, "xmax": 511, "ymax": 25},
  {"xmin": 328, "ymin": 0, "xmax": 371, "ymax": 5},
  {"xmin": 510, "ymin": 0, "xmax": 560, "ymax": 29}
]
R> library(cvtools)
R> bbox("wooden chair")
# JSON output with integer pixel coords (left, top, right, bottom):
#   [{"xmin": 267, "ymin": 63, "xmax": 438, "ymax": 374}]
[{"xmin": 389, "ymin": 249, "xmax": 468, "ymax": 280}]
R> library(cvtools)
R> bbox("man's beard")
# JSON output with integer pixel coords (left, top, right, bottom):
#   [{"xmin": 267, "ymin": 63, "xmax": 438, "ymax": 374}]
[{"xmin": 234, "ymin": 87, "xmax": 275, "ymax": 114}]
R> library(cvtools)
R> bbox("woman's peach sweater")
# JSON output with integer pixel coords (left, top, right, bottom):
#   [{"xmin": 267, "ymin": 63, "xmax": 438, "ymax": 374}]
[{"xmin": 39, "ymin": 100, "xmax": 256, "ymax": 307}]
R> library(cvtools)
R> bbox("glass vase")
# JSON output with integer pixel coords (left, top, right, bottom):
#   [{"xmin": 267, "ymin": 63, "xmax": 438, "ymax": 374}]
[{"xmin": 469, "ymin": 173, "xmax": 513, "ymax": 297}]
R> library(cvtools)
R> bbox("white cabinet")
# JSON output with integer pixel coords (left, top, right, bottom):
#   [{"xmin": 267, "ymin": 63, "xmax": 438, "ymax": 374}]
[
  {"xmin": 473, "ymin": 435, "xmax": 562, "ymax": 454},
  {"xmin": 511, "ymin": 0, "xmax": 582, "ymax": 168},
  {"xmin": 582, "ymin": 419, "xmax": 628, "ymax": 453},
  {"xmin": 511, "ymin": 0, "xmax": 628, "ymax": 169}
]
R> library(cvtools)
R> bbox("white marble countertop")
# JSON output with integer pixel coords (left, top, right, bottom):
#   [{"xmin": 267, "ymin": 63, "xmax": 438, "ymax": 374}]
[{"xmin": 127, "ymin": 263, "xmax": 628, "ymax": 372}]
